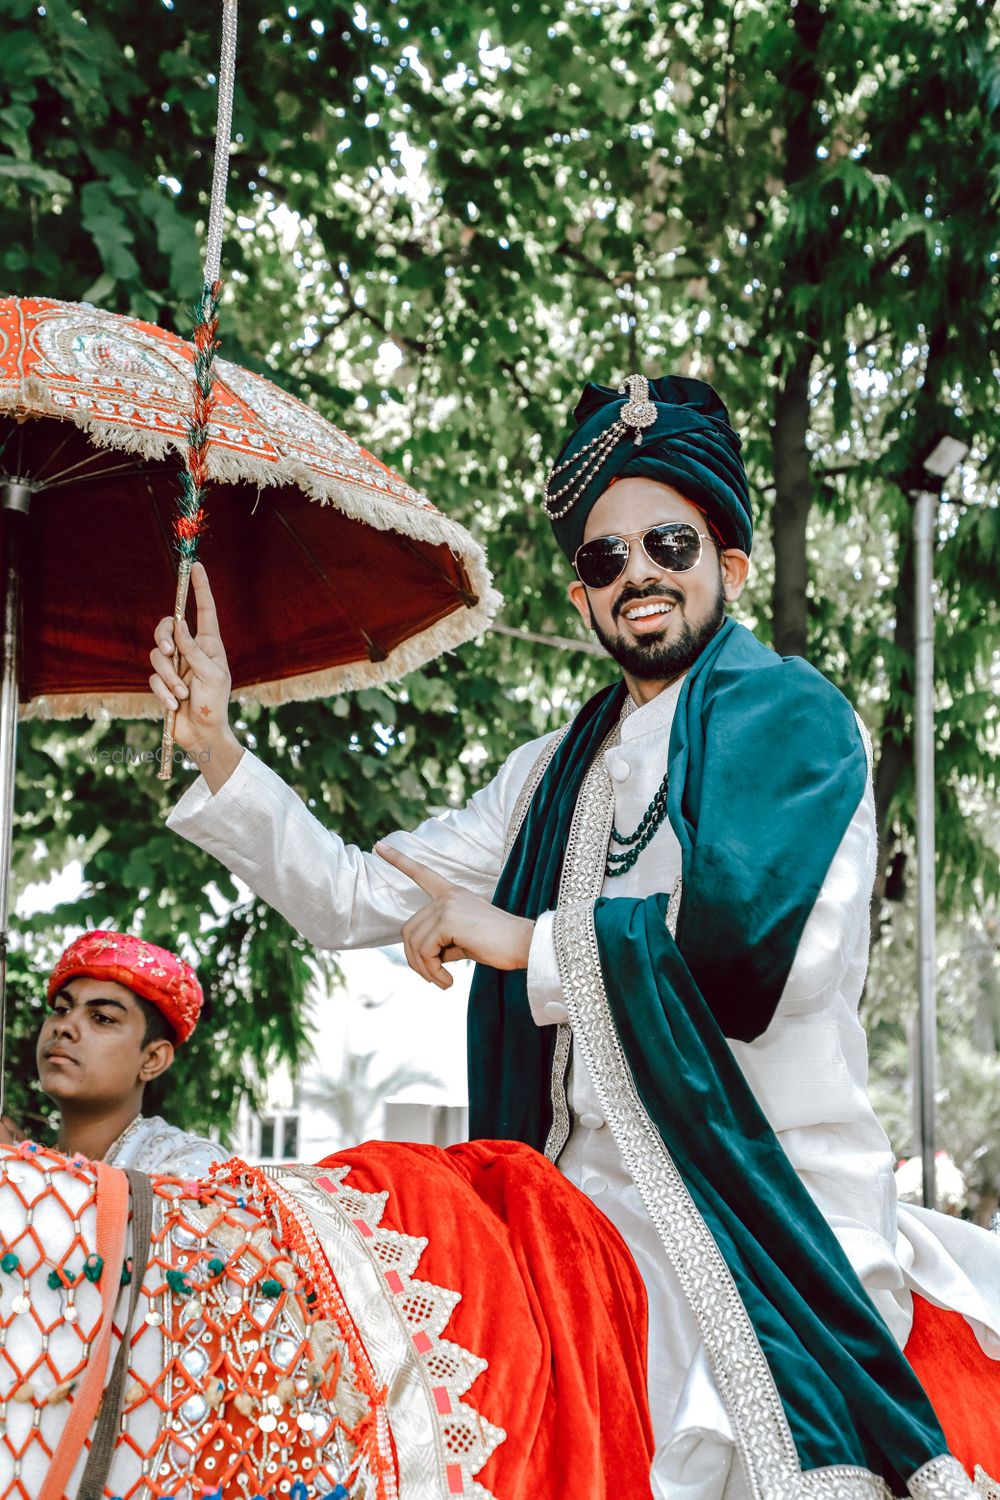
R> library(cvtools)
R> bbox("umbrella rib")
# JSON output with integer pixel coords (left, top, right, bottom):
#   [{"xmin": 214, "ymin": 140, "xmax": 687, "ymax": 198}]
[
  {"xmin": 0, "ymin": 426, "xmax": 152, "ymax": 489},
  {"xmin": 0, "ymin": 425, "xmax": 20, "ymax": 468},
  {"xmin": 147, "ymin": 473, "xmax": 181, "ymax": 578},
  {"xmin": 396, "ymin": 534, "xmax": 479, "ymax": 607},
  {"xmin": 269, "ymin": 503, "xmax": 388, "ymax": 662},
  {"xmin": 34, "ymin": 448, "xmax": 157, "ymax": 487},
  {"xmin": 38, "ymin": 448, "xmax": 127, "ymax": 483},
  {"xmin": 21, "ymin": 428, "xmax": 74, "ymax": 484},
  {"xmin": 39, "ymin": 461, "xmax": 156, "ymax": 492}
]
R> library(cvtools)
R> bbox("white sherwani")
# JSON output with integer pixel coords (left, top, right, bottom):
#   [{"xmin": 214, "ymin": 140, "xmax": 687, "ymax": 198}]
[{"xmin": 167, "ymin": 680, "xmax": 1000, "ymax": 1498}]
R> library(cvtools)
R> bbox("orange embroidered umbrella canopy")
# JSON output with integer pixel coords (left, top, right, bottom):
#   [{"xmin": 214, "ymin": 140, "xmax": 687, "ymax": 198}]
[
  {"xmin": 0, "ymin": 295, "xmax": 497, "ymax": 719},
  {"xmin": 0, "ymin": 294, "xmax": 499, "ymax": 1093}
]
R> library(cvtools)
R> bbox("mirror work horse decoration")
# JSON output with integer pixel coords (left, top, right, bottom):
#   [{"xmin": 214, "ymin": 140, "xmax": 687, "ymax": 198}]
[{"xmin": 0, "ymin": 1141, "xmax": 653, "ymax": 1500}]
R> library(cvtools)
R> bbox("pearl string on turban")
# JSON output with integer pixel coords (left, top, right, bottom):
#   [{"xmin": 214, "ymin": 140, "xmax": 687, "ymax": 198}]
[{"xmin": 545, "ymin": 373, "xmax": 753, "ymax": 562}]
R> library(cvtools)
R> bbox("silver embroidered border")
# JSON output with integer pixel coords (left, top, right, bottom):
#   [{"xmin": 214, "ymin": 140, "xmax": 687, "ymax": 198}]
[
  {"xmin": 974, "ymin": 1465, "xmax": 1000, "ymax": 1500},
  {"xmin": 500, "ymin": 724, "xmax": 570, "ymax": 868},
  {"xmin": 552, "ymin": 892, "xmax": 974, "ymax": 1493},
  {"xmin": 501, "ymin": 707, "xmax": 626, "ymax": 1163},
  {"xmin": 798, "ymin": 1468, "xmax": 892, "ymax": 1500},
  {"xmin": 543, "ymin": 1024, "xmax": 572, "ymax": 1162},
  {"xmin": 666, "ymin": 872, "xmax": 682, "ymax": 938},
  {"xmin": 794, "ymin": 1458, "xmax": 977, "ymax": 1500},
  {"xmin": 541, "ymin": 717, "xmax": 623, "ymax": 1162},
  {"xmin": 909, "ymin": 1457, "xmax": 980, "ymax": 1500}
]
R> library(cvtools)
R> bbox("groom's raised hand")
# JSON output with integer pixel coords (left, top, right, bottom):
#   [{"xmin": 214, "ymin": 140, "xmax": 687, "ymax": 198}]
[{"xmin": 149, "ymin": 562, "xmax": 243, "ymax": 791}]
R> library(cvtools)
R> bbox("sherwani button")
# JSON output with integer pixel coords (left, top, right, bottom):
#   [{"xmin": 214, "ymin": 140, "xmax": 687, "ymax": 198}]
[
  {"xmin": 579, "ymin": 1111, "xmax": 605, "ymax": 1130},
  {"xmin": 542, "ymin": 1001, "xmax": 569, "ymax": 1024},
  {"xmin": 582, "ymin": 1175, "xmax": 607, "ymax": 1196},
  {"xmin": 608, "ymin": 758, "xmax": 630, "ymax": 782}
]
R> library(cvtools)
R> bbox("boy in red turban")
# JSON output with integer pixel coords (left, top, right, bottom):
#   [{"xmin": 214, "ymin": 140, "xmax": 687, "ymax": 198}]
[{"xmin": 7, "ymin": 930, "xmax": 221, "ymax": 1176}]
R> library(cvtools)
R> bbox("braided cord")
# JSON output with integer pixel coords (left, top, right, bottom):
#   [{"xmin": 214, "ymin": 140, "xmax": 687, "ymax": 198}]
[
  {"xmin": 178, "ymin": 279, "xmax": 222, "ymax": 564},
  {"xmin": 204, "ymin": 0, "xmax": 239, "ymax": 288},
  {"xmin": 179, "ymin": 0, "xmax": 239, "ymax": 565},
  {"xmin": 158, "ymin": 2, "xmax": 238, "ymax": 781}
]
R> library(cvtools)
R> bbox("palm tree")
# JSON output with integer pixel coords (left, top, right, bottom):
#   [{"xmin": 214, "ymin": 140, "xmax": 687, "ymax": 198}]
[{"xmin": 302, "ymin": 1051, "xmax": 444, "ymax": 1147}]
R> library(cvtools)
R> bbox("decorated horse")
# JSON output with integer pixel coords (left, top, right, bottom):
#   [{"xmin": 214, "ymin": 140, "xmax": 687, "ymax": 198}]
[
  {"xmin": 0, "ymin": 1140, "xmax": 652, "ymax": 1500},
  {"xmin": 6, "ymin": 1139, "xmax": 1000, "ymax": 1500}
]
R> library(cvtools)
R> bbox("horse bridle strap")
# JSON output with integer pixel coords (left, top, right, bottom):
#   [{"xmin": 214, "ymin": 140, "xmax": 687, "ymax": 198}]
[
  {"xmin": 37, "ymin": 1165, "xmax": 154, "ymax": 1500},
  {"xmin": 78, "ymin": 1168, "xmax": 155, "ymax": 1500}
]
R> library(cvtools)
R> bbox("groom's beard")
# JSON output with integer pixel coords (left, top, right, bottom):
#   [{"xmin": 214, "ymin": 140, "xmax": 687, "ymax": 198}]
[{"xmin": 588, "ymin": 574, "xmax": 726, "ymax": 681}]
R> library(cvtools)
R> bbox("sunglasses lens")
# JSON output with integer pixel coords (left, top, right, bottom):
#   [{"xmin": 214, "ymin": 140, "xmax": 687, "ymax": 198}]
[
  {"xmin": 644, "ymin": 524, "xmax": 703, "ymax": 572},
  {"xmin": 576, "ymin": 537, "xmax": 630, "ymax": 589}
]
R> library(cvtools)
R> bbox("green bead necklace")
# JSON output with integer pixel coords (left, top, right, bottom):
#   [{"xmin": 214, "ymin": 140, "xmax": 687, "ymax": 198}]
[{"xmin": 605, "ymin": 763, "xmax": 670, "ymax": 878}]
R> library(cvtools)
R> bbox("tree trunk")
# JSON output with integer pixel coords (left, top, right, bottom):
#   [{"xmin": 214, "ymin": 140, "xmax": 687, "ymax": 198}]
[
  {"xmin": 770, "ymin": 347, "xmax": 814, "ymax": 658},
  {"xmin": 768, "ymin": 0, "xmax": 827, "ymax": 659}
]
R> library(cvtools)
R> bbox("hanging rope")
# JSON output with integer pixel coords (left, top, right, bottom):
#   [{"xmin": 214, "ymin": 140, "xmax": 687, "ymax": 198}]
[{"xmin": 158, "ymin": 0, "xmax": 239, "ymax": 782}]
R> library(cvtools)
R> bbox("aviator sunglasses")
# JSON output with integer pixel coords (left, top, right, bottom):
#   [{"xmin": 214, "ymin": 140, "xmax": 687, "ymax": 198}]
[{"xmin": 574, "ymin": 521, "xmax": 712, "ymax": 590}]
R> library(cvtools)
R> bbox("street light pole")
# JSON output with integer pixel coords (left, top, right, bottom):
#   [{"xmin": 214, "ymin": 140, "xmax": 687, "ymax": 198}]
[
  {"xmin": 911, "ymin": 435, "xmax": 968, "ymax": 1211},
  {"xmin": 913, "ymin": 485, "xmax": 937, "ymax": 1211}
]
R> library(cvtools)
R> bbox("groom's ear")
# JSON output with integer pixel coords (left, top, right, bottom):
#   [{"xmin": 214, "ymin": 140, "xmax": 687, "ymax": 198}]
[
  {"xmin": 720, "ymin": 549, "xmax": 749, "ymax": 601},
  {"xmin": 567, "ymin": 578, "xmax": 593, "ymax": 628}
]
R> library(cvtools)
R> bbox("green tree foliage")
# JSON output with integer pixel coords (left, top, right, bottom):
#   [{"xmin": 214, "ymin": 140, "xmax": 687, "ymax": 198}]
[
  {"xmin": 867, "ymin": 890, "xmax": 1000, "ymax": 1224},
  {"xmin": 2, "ymin": 0, "xmax": 996, "ymax": 1146}
]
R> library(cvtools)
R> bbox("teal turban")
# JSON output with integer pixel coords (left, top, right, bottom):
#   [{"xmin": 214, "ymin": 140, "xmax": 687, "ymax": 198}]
[{"xmin": 544, "ymin": 374, "xmax": 753, "ymax": 561}]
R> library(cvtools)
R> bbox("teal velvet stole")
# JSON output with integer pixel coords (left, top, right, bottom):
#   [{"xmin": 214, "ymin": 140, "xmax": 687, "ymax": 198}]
[
  {"xmin": 467, "ymin": 669, "xmax": 627, "ymax": 1144},
  {"xmin": 468, "ymin": 617, "xmax": 952, "ymax": 1485},
  {"xmin": 597, "ymin": 891, "xmax": 950, "ymax": 1484}
]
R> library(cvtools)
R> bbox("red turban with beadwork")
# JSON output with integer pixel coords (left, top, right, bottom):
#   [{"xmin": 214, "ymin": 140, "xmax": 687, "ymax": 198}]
[{"xmin": 47, "ymin": 930, "xmax": 203, "ymax": 1044}]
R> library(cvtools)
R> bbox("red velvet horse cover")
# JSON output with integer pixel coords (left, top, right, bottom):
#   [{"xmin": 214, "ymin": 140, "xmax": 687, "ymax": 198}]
[{"xmin": 324, "ymin": 1139, "xmax": 654, "ymax": 1498}]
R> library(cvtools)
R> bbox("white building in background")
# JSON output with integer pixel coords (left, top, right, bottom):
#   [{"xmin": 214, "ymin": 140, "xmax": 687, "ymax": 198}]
[{"xmin": 234, "ymin": 945, "xmax": 472, "ymax": 1166}]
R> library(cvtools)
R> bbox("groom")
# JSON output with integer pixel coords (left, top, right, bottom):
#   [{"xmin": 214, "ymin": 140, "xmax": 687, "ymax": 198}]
[{"xmin": 151, "ymin": 374, "xmax": 999, "ymax": 1497}]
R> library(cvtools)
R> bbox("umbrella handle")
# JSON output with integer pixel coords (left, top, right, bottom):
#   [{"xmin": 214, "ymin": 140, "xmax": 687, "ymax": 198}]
[{"xmin": 156, "ymin": 562, "xmax": 192, "ymax": 783}]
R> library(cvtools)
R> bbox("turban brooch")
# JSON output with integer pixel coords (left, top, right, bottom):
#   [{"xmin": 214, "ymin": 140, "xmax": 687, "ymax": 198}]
[{"xmin": 544, "ymin": 373, "xmax": 753, "ymax": 562}]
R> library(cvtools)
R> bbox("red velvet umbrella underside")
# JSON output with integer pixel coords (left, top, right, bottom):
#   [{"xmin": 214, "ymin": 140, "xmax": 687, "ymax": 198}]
[{"xmin": 2, "ymin": 424, "xmax": 477, "ymax": 711}]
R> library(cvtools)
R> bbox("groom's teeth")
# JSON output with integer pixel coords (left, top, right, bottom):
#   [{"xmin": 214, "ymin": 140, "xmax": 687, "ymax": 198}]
[{"xmin": 624, "ymin": 603, "xmax": 674, "ymax": 620}]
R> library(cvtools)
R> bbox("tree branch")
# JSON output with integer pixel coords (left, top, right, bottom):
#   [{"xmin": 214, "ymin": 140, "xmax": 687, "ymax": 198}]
[{"xmin": 499, "ymin": 359, "xmax": 536, "ymax": 406}]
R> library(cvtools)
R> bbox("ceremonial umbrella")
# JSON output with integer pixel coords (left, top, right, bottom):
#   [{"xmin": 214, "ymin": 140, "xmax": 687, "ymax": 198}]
[{"xmin": 0, "ymin": 293, "xmax": 499, "ymax": 1082}]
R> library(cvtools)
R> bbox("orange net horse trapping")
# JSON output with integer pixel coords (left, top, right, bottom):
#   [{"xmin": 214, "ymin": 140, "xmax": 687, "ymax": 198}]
[{"xmin": 0, "ymin": 1145, "xmax": 394, "ymax": 1500}]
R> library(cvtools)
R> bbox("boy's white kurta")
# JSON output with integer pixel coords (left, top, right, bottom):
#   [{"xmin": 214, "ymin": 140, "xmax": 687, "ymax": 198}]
[
  {"xmin": 103, "ymin": 1113, "xmax": 222, "ymax": 1178},
  {"xmin": 167, "ymin": 680, "xmax": 1000, "ymax": 1500}
]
